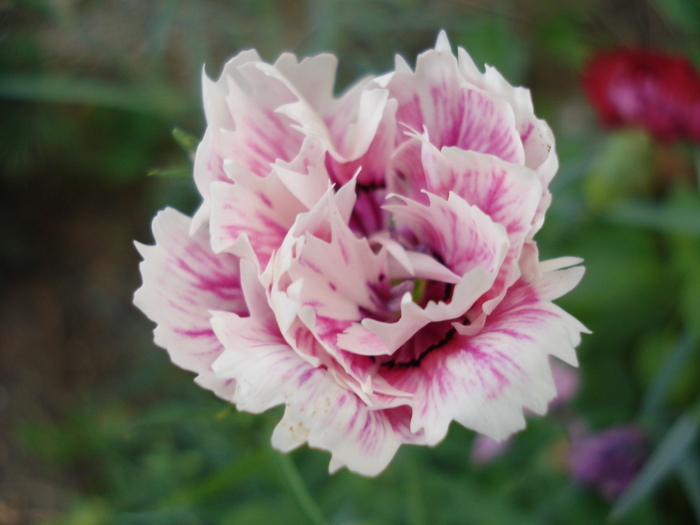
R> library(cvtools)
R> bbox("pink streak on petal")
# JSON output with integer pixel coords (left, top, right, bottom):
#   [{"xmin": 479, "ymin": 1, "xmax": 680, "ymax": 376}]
[
  {"xmin": 209, "ymin": 168, "xmax": 307, "ymax": 268},
  {"xmin": 134, "ymin": 208, "xmax": 245, "ymax": 400},
  {"xmin": 385, "ymin": 192, "xmax": 507, "ymax": 276},
  {"xmin": 373, "ymin": 265, "xmax": 585, "ymax": 445}
]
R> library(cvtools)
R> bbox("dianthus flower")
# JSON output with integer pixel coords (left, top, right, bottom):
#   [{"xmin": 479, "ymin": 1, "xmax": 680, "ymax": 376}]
[
  {"xmin": 135, "ymin": 32, "xmax": 587, "ymax": 476},
  {"xmin": 582, "ymin": 48, "xmax": 700, "ymax": 143}
]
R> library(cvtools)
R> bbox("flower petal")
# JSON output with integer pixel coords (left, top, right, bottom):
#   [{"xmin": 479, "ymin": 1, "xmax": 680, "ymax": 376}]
[
  {"xmin": 356, "ymin": 192, "xmax": 510, "ymax": 354},
  {"xmin": 271, "ymin": 136, "xmax": 332, "ymax": 211},
  {"xmin": 272, "ymin": 73, "xmax": 395, "ymax": 171},
  {"xmin": 325, "ymin": 96, "xmax": 398, "ymax": 187},
  {"xmin": 137, "ymin": 33, "xmax": 588, "ymax": 479},
  {"xmin": 191, "ymin": 128, "xmax": 234, "ymax": 233},
  {"xmin": 202, "ymin": 49, "xmax": 261, "ymax": 129},
  {"xmin": 420, "ymin": 143, "xmax": 542, "ymax": 239},
  {"xmin": 134, "ymin": 208, "xmax": 246, "ymax": 399},
  {"xmin": 272, "ymin": 389, "xmax": 423, "ymax": 477},
  {"xmin": 379, "ymin": 263, "xmax": 587, "ymax": 445},
  {"xmin": 284, "ymin": 186, "xmax": 388, "ymax": 320},
  {"xmin": 371, "ymin": 234, "xmax": 462, "ymax": 284},
  {"xmin": 221, "ymin": 64, "xmax": 303, "ymax": 176},
  {"xmin": 211, "ymin": 260, "xmax": 425, "ymax": 476},
  {"xmin": 209, "ymin": 165, "xmax": 306, "ymax": 269},
  {"xmin": 408, "ymin": 139, "xmax": 545, "ymax": 319},
  {"xmin": 385, "ymin": 45, "xmax": 525, "ymax": 164},
  {"xmin": 384, "ymin": 191, "xmax": 509, "ymax": 276},
  {"xmin": 273, "ymin": 53, "xmax": 338, "ymax": 114},
  {"xmin": 456, "ymin": 48, "xmax": 558, "ymax": 229},
  {"xmin": 192, "ymin": 50, "xmax": 310, "ymax": 231}
]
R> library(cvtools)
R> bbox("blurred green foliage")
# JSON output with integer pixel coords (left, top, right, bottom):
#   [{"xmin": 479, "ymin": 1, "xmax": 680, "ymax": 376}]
[{"xmin": 2, "ymin": 0, "xmax": 700, "ymax": 523}]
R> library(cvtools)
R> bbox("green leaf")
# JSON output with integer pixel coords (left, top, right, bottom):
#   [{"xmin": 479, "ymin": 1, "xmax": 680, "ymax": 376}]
[
  {"xmin": 585, "ymin": 130, "xmax": 653, "ymax": 211},
  {"xmin": 220, "ymin": 498, "xmax": 302, "ymax": 525},
  {"xmin": 147, "ymin": 167, "xmax": 192, "ymax": 179},
  {"xmin": 172, "ymin": 128, "xmax": 199, "ymax": 160},
  {"xmin": 639, "ymin": 334, "xmax": 698, "ymax": 422},
  {"xmin": 648, "ymin": 0, "xmax": 700, "ymax": 35},
  {"xmin": 0, "ymin": 74, "xmax": 192, "ymax": 117},
  {"xmin": 677, "ymin": 451, "xmax": 700, "ymax": 522},
  {"xmin": 606, "ymin": 199, "xmax": 700, "ymax": 237},
  {"xmin": 163, "ymin": 449, "xmax": 271, "ymax": 507},
  {"xmin": 611, "ymin": 401, "xmax": 700, "ymax": 519},
  {"xmin": 537, "ymin": 10, "xmax": 588, "ymax": 68},
  {"xmin": 681, "ymin": 269, "xmax": 700, "ymax": 340}
]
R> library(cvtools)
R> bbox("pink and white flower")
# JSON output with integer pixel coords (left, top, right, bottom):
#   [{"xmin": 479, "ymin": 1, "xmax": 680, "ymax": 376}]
[{"xmin": 135, "ymin": 32, "xmax": 588, "ymax": 477}]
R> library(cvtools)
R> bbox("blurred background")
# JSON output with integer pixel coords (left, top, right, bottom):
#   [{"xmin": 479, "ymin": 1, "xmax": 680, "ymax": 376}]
[{"xmin": 2, "ymin": 0, "xmax": 700, "ymax": 523}]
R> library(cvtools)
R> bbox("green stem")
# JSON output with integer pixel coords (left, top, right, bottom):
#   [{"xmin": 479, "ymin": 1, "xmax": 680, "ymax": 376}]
[
  {"xmin": 273, "ymin": 451, "xmax": 328, "ymax": 525},
  {"xmin": 403, "ymin": 451, "xmax": 427, "ymax": 525}
]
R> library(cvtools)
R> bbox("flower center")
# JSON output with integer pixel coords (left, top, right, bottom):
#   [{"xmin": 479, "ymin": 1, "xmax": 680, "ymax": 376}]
[
  {"xmin": 348, "ymin": 184, "xmax": 387, "ymax": 237},
  {"xmin": 373, "ymin": 318, "xmax": 469, "ymax": 369}
]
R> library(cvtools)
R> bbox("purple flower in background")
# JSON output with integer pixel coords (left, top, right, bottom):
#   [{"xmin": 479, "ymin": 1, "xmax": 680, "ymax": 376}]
[
  {"xmin": 549, "ymin": 360, "xmax": 580, "ymax": 411},
  {"xmin": 568, "ymin": 424, "xmax": 649, "ymax": 500},
  {"xmin": 135, "ymin": 32, "xmax": 587, "ymax": 476},
  {"xmin": 471, "ymin": 434, "xmax": 512, "ymax": 465}
]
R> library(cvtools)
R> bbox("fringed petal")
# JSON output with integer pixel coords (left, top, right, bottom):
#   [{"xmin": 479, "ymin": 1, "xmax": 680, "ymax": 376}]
[
  {"xmin": 379, "ymin": 263, "xmax": 587, "ymax": 445},
  {"xmin": 211, "ymin": 260, "xmax": 425, "ymax": 477},
  {"xmin": 134, "ymin": 208, "xmax": 245, "ymax": 399}
]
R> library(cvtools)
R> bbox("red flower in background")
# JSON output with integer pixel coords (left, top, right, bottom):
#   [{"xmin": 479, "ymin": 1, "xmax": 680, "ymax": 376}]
[{"xmin": 582, "ymin": 48, "xmax": 700, "ymax": 143}]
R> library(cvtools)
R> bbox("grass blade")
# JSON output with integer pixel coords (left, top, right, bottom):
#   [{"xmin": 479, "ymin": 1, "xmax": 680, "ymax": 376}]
[
  {"xmin": 0, "ymin": 75, "xmax": 192, "ymax": 117},
  {"xmin": 611, "ymin": 401, "xmax": 700, "ymax": 520},
  {"xmin": 677, "ymin": 451, "xmax": 700, "ymax": 523},
  {"xmin": 607, "ymin": 199, "xmax": 700, "ymax": 237},
  {"xmin": 639, "ymin": 333, "xmax": 697, "ymax": 422}
]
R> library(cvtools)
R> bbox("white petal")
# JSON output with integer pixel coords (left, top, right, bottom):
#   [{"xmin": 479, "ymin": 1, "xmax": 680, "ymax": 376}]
[
  {"xmin": 272, "ymin": 136, "xmax": 331, "ymax": 210},
  {"xmin": 134, "ymin": 208, "xmax": 245, "ymax": 399},
  {"xmin": 385, "ymin": 191, "xmax": 509, "ymax": 275},
  {"xmin": 379, "ymin": 266, "xmax": 588, "ymax": 445},
  {"xmin": 210, "ymin": 267, "xmax": 424, "ymax": 476},
  {"xmin": 386, "ymin": 46, "xmax": 524, "ymax": 164},
  {"xmin": 372, "ymin": 235, "xmax": 462, "ymax": 284},
  {"xmin": 209, "ymin": 166, "xmax": 305, "ymax": 268},
  {"xmin": 361, "ymin": 262, "xmax": 501, "ymax": 354},
  {"xmin": 435, "ymin": 30, "xmax": 451, "ymax": 53},
  {"xmin": 332, "ymin": 88, "xmax": 390, "ymax": 161},
  {"xmin": 325, "ymin": 97, "xmax": 398, "ymax": 187},
  {"xmin": 456, "ymin": 47, "xmax": 558, "ymax": 212},
  {"xmin": 222, "ymin": 66, "xmax": 302, "ymax": 176},
  {"xmin": 202, "ymin": 49, "xmax": 262, "ymax": 128},
  {"xmin": 272, "ymin": 387, "xmax": 424, "ymax": 476},
  {"xmin": 192, "ymin": 51, "xmax": 311, "ymax": 231},
  {"xmin": 274, "ymin": 53, "xmax": 338, "ymax": 114},
  {"xmin": 191, "ymin": 128, "xmax": 234, "ymax": 234}
]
